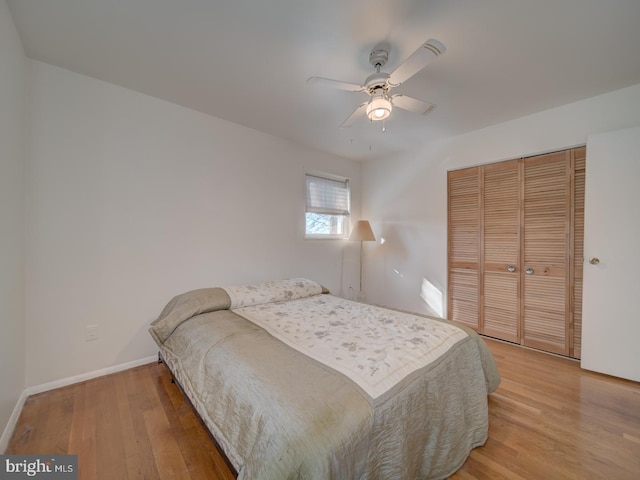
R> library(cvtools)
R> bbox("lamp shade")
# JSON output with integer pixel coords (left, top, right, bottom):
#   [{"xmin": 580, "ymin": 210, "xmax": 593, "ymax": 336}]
[
  {"xmin": 366, "ymin": 95, "xmax": 392, "ymax": 121},
  {"xmin": 349, "ymin": 220, "xmax": 376, "ymax": 242}
]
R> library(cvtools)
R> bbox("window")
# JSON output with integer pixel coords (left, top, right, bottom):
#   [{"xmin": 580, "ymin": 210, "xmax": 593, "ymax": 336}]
[{"xmin": 305, "ymin": 173, "xmax": 350, "ymax": 238}]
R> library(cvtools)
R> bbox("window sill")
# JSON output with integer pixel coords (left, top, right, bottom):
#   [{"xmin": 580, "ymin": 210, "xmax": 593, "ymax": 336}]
[{"xmin": 304, "ymin": 235, "xmax": 348, "ymax": 240}]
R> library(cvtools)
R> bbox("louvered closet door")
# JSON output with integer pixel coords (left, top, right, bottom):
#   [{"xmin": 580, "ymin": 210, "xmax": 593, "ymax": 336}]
[
  {"xmin": 572, "ymin": 147, "xmax": 586, "ymax": 359},
  {"xmin": 482, "ymin": 160, "xmax": 521, "ymax": 342},
  {"xmin": 448, "ymin": 167, "xmax": 480, "ymax": 329},
  {"xmin": 522, "ymin": 152, "xmax": 571, "ymax": 355}
]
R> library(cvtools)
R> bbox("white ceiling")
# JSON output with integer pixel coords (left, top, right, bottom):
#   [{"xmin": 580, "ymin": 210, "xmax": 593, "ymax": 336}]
[{"xmin": 8, "ymin": 0, "xmax": 640, "ymax": 161}]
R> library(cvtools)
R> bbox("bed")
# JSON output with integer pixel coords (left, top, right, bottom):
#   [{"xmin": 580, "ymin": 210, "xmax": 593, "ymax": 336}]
[{"xmin": 149, "ymin": 278, "xmax": 500, "ymax": 480}]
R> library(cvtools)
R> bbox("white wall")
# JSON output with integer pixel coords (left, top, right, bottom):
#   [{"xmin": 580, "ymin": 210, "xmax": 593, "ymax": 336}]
[
  {"xmin": 0, "ymin": 0, "xmax": 26, "ymax": 450},
  {"xmin": 24, "ymin": 60, "xmax": 361, "ymax": 387},
  {"xmin": 362, "ymin": 83, "xmax": 640, "ymax": 321}
]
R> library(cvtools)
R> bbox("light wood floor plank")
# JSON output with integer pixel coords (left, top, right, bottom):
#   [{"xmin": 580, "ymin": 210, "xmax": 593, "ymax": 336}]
[
  {"xmin": 7, "ymin": 338, "xmax": 640, "ymax": 479},
  {"xmin": 80, "ymin": 379, "xmax": 98, "ymax": 480},
  {"xmin": 124, "ymin": 366, "xmax": 161, "ymax": 480}
]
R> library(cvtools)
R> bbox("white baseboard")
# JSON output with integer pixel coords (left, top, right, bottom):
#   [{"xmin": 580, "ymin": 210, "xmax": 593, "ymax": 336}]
[
  {"xmin": 24, "ymin": 355, "xmax": 157, "ymax": 396},
  {"xmin": 0, "ymin": 355, "xmax": 157, "ymax": 453},
  {"xmin": 0, "ymin": 390, "xmax": 29, "ymax": 454}
]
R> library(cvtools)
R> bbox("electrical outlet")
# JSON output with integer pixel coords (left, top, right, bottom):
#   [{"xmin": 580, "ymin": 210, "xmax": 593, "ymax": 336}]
[{"xmin": 85, "ymin": 324, "xmax": 98, "ymax": 341}]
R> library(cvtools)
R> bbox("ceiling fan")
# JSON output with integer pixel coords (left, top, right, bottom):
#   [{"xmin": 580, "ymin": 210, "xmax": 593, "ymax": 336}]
[{"xmin": 307, "ymin": 39, "xmax": 446, "ymax": 129}]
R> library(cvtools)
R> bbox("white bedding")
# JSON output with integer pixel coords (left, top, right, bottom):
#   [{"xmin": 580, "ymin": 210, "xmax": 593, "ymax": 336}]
[{"xmin": 234, "ymin": 293, "xmax": 468, "ymax": 404}]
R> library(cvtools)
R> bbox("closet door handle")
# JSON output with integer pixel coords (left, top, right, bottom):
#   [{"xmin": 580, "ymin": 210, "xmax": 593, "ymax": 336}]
[
  {"xmin": 525, "ymin": 268, "xmax": 534, "ymax": 275},
  {"xmin": 507, "ymin": 265, "xmax": 516, "ymax": 272}
]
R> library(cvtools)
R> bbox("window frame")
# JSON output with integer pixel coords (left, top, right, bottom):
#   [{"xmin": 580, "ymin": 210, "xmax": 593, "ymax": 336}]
[{"xmin": 304, "ymin": 172, "xmax": 351, "ymax": 239}]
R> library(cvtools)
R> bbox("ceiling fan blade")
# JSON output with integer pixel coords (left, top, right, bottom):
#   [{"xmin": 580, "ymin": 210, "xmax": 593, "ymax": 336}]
[
  {"xmin": 391, "ymin": 94, "xmax": 436, "ymax": 115},
  {"xmin": 388, "ymin": 39, "xmax": 446, "ymax": 87},
  {"xmin": 307, "ymin": 76, "xmax": 364, "ymax": 92},
  {"xmin": 340, "ymin": 102, "xmax": 368, "ymax": 128}
]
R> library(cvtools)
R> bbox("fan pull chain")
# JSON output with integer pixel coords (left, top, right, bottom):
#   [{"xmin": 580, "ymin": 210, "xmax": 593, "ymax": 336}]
[{"xmin": 382, "ymin": 119, "xmax": 386, "ymax": 132}]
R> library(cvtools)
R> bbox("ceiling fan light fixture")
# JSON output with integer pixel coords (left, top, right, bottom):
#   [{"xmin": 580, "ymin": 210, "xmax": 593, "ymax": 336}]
[
  {"xmin": 366, "ymin": 94, "xmax": 392, "ymax": 121},
  {"xmin": 309, "ymin": 38, "xmax": 446, "ymax": 128}
]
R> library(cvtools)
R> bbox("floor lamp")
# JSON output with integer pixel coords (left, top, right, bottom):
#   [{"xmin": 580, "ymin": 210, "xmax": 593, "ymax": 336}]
[{"xmin": 349, "ymin": 220, "xmax": 376, "ymax": 301}]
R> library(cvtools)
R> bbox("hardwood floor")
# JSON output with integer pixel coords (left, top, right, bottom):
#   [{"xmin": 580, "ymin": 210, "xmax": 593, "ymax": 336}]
[
  {"xmin": 8, "ymin": 359, "xmax": 235, "ymax": 480},
  {"xmin": 451, "ymin": 339, "xmax": 640, "ymax": 479},
  {"xmin": 7, "ymin": 338, "xmax": 640, "ymax": 479}
]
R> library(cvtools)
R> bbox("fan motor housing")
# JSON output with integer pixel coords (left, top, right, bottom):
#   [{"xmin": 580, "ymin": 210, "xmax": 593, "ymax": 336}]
[
  {"xmin": 364, "ymin": 72, "xmax": 390, "ymax": 93},
  {"xmin": 369, "ymin": 49, "xmax": 389, "ymax": 68}
]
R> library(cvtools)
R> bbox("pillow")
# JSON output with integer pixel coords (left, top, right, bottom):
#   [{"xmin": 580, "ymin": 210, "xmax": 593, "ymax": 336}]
[
  {"xmin": 225, "ymin": 278, "xmax": 325, "ymax": 308},
  {"xmin": 149, "ymin": 287, "xmax": 231, "ymax": 345}
]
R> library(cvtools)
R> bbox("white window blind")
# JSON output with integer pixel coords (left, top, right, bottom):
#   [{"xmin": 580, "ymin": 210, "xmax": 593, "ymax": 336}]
[{"xmin": 305, "ymin": 174, "xmax": 350, "ymax": 216}]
